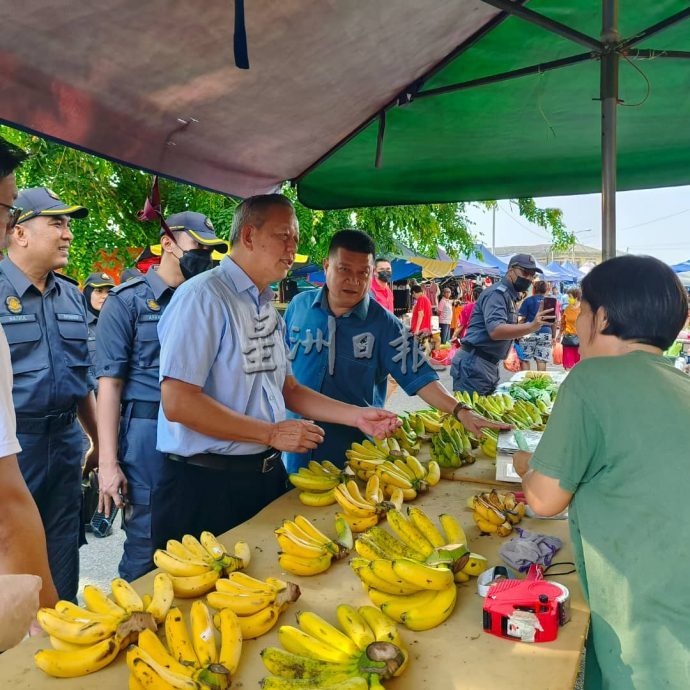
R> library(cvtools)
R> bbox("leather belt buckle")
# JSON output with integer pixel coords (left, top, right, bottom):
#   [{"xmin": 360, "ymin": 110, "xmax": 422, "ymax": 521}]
[{"xmin": 261, "ymin": 451, "xmax": 280, "ymax": 474}]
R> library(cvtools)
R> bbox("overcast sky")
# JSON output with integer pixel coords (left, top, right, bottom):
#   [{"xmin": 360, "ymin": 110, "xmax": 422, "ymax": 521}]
[{"xmin": 467, "ymin": 185, "xmax": 690, "ymax": 266}]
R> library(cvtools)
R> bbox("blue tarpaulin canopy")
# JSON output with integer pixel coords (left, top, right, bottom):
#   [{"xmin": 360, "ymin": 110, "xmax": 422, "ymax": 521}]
[
  {"xmin": 561, "ymin": 261, "xmax": 584, "ymax": 280},
  {"xmin": 545, "ymin": 261, "xmax": 577, "ymax": 281},
  {"xmin": 671, "ymin": 260, "xmax": 690, "ymax": 273}
]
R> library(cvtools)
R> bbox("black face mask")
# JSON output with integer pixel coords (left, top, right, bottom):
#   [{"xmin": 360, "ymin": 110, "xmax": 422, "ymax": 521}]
[
  {"xmin": 179, "ymin": 248, "xmax": 213, "ymax": 280},
  {"xmin": 377, "ymin": 270, "xmax": 392, "ymax": 282},
  {"xmin": 512, "ymin": 275, "xmax": 532, "ymax": 293}
]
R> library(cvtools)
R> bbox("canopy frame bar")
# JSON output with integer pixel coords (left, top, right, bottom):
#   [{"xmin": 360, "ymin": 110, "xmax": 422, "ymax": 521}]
[{"xmin": 619, "ymin": 6, "xmax": 690, "ymax": 50}]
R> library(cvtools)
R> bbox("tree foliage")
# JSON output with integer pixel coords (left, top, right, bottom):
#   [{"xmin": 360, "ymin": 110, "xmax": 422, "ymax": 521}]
[{"xmin": 1, "ymin": 125, "xmax": 572, "ymax": 280}]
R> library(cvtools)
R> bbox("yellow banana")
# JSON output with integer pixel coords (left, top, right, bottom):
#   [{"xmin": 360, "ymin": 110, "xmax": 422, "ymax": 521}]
[
  {"xmin": 377, "ymin": 589, "xmax": 438, "ymax": 622},
  {"xmin": 165, "ymin": 607, "xmax": 199, "ymax": 667},
  {"xmin": 233, "ymin": 540, "xmax": 251, "ymax": 569},
  {"xmin": 54, "ymin": 600, "xmax": 119, "ymax": 624},
  {"xmin": 190, "ymin": 601, "xmax": 218, "ymax": 667},
  {"xmin": 260, "ymin": 647, "xmax": 360, "ymax": 683},
  {"xmin": 278, "ymin": 551, "xmax": 332, "ymax": 576},
  {"xmin": 218, "ymin": 608, "xmax": 243, "ymax": 675},
  {"xmin": 34, "ymin": 635, "xmax": 121, "ymax": 678},
  {"xmin": 474, "ymin": 497, "xmax": 506, "ymax": 526},
  {"xmin": 82, "ymin": 584, "xmax": 127, "ymax": 618},
  {"xmin": 368, "ymin": 559, "xmax": 425, "ymax": 594},
  {"xmin": 378, "ymin": 469, "xmax": 414, "ymax": 491},
  {"xmin": 366, "ymin": 526, "xmax": 426, "ymax": 561},
  {"xmin": 296, "ymin": 611, "xmax": 361, "ymax": 657},
  {"xmin": 364, "ymin": 474, "xmax": 381, "ymax": 504},
  {"xmin": 307, "ymin": 460, "xmax": 330, "ymax": 476},
  {"xmin": 262, "ymin": 677, "xmax": 368, "ymax": 690},
  {"xmin": 354, "ymin": 536, "xmax": 389, "ymax": 561},
  {"xmin": 200, "ymin": 531, "xmax": 229, "ymax": 561},
  {"xmin": 382, "ymin": 483, "xmax": 417, "ymax": 502},
  {"xmin": 146, "ymin": 573, "xmax": 175, "ymax": 624},
  {"xmin": 353, "ymin": 441, "xmax": 385, "ymax": 458},
  {"xmin": 461, "ymin": 553, "xmax": 489, "ymax": 577},
  {"xmin": 400, "ymin": 582, "xmax": 458, "ymax": 631},
  {"xmin": 229, "ymin": 571, "xmax": 281, "ymax": 593},
  {"xmin": 358, "ymin": 606, "xmax": 408, "ymax": 676},
  {"xmin": 425, "ymin": 460, "xmax": 441, "ymax": 487},
  {"xmin": 126, "ymin": 646, "xmax": 198, "ymax": 690},
  {"xmin": 321, "ymin": 460, "xmax": 343, "ymax": 475},
  {"xmin": 403, "ymin": 454, "xmax": 426, "ymax": 481},
  {"xmin": 169, "ymin": 569, "xmax": 221, "ymax": 598},
  {"xmin": 277, "ymin": 626, "xmax": 355, "ymax": 663},
  {"xmin": 238, "ymin": 601, "xmax": 285, "ymax": 639},
  {"xmin": 496, "ymin": 520, "xmax": 514, "ymax": 537},
  {"xmin": 111, "ymin": 578, "xmax": 145, "ymax": 613},
  {"xmin": 386, "ymin": 510, "xmax": 435, "ymax": 558},
  {"xmin": 336, "ymin": 511, "xmax": 379, "ymax": 533},
  {"xmin": 275, "ymin": 530, "xmax": 330, "ymax": 559},
  {"xmin": 345, "ymin": 480, "xmax": 377, "ymax": 510},
  {"xmin": 142, "ymin": 595, "xmax": 152, "ymax": 610},
  {"xmin": 388, "ymin": 487, "xmax": 404, "ymax": 511},
  {"xmin": 391, "ymin": 458, "xmax": 417, "ymax": 482},
  {"xmin": 137, "ymin": 628, "xmax": 193, "ymax": 677},
  {"xmin": 352, "ymin": 560, "xmax": 418, "ymax": 596},
  {"xmin": 334, "ymin": 485, "xmax": 377, "ymax": 518},
  {"xmin": 298, "ymin": 488, "xmax": 337, "ymax": 507},
  {"xmin": 454, "ymin": 570, "xmax": 471, "ymax": 583},
  {"xmin": 49, "ymin": 635, "xmax": 92, "ymax": 651},
  {"xmin": 36, "ymin": 608, "xmax": 118, "ymax": 645},
  {"xmin": 472, "ymin": 513, "xmax": 499, "ymax": 533},
  {"xmin": 181, "ymin": 534, "xmax": 215, "ymax": 564},
  {"xmin": 439, "ymin": 513, "xmax": 467, "ymax": 546},
  {"xmin": 165, "ymin": 539, "xmax": 197, "ymax": 561},
  {"xmin": 391, "ymin": 558, "xmax": 454, "ymax": 590},
  {"xmin": 407, "ymin": 507, "xmax": 446, "ymax": 548},
  {"xmin": 154, "ymin": 549, "xmax": 213, "ymax": 578},
  {"xmin": 288, "ymin": 473, "xmax": 340, "ymax": 492},
  {"xmin": 335, "ymin": 605, "xmax": 375, "ymax": 651},
  {"xmin": 207, "ymin": 589, "xmax": 276, "ymax": 615}
]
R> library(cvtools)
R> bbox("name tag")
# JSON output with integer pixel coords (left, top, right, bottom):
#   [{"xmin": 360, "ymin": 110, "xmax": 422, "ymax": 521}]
[
  {"xmin": 0, "ymin": 313, "xmax": 37, "ymax": 324},
  {"xmin": 56, "ymin": 313, "xmax": 83, "ymax": 322},
  {"xmin": 138, "ymin": 314, "xmax": 161, "ymax": 322}
]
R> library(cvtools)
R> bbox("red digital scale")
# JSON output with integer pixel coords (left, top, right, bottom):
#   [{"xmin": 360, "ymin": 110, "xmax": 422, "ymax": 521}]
[{"xmin": 482, "ymin": 565, "xmax": 570, "ymax": 643}]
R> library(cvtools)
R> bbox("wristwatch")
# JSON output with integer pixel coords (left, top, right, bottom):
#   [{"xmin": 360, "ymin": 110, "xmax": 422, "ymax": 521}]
[{"xmin": 452, "ymin": 401, "xmax": 472, "ymax": 419}]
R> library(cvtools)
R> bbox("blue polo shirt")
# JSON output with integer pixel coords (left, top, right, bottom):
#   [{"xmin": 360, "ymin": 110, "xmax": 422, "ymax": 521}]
[{"xmin": 283, "ymin": 287, "xmax": 439, "ymax": 472}]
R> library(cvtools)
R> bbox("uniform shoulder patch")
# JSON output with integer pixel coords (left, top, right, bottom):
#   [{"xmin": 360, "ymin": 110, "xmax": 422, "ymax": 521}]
[
  {"xmin": 5, "ymin": 296, "xmax": 22, "ymax": 314},
  {"xmin": 111, "ymin": 276, "xmax": 145, "ymax": 294},
  {"xmin": 53, "ymin": 272, "xmax": 79, "ymax": 286},
  {"xmin": 495, "ymin": 284, "xmax": 508, "ymax": 293}
]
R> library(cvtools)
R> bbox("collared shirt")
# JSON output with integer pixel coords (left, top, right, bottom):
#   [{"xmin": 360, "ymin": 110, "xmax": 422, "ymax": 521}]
[
  {"xmin": 370, "ymin": 279, "xmax": 393, "ymax": 312},
  {"xmin": 283, "ymin": 287, "xmax": 439, "ymax": 472},
  {"xmin": 156, "ymin": 257, "xmax": 290, "ymax": 456},
  {"xmin": 95, "ymin": 268, "xmax": 175, "ymax": 402},
  {"xmin": 0, "ymin": 326, "xmax": 21, "ymax": 457},
  {"xmin": 0, "ymin": 257, "xmax": 92, "ymax": 415},
  {"xmin": 462, "ymin": 277, "xmax": 518, "ymax": 359}
]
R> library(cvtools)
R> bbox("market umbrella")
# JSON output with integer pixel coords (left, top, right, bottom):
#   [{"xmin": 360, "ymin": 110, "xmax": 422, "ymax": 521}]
[{"xmin": 3, "ymin": 2, "xmax": 690, "ymax": 260}]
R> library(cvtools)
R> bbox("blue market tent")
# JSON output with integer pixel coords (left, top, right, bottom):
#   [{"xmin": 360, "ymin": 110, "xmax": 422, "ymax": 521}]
[
  {"xmin": 671, "ymin": 260, "xmax": 690, "ymax": 273},
  {"xmin": 545, "ymin": 261, "xmax": 577, "ymax": 281},
  {"xmin": 561, "ymin": 261, "xmax": 584, "ymax": 280},
  {"xmin": 472, "ymin": 245, "xmax": 509, "ymax": 274}
]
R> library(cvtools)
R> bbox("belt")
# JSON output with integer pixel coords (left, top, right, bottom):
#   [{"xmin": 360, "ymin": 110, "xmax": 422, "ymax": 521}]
[
  {"xmin": 16, "ymin": 408, "xmax": 77, "ymax": 434},
  {"xmin": 461, "ymin": 343, "xmax": 501, "ymax": 365},
  {"xmin": 125, "ymin": 400, "xmax": 160, "ymax": 420},
  {"xmin": 167, "ymin": 448, "xmax": 281, "ymax": 473}
]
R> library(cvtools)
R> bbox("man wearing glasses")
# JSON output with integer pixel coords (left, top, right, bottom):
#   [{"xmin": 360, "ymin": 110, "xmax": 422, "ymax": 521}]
[
  {"xmin": 451, "ymin": 254, "xmax": 553, "ymax": 395},
  {"xmin": 0, "ymin": 183, "xmax": 97, "ymax": 602}
]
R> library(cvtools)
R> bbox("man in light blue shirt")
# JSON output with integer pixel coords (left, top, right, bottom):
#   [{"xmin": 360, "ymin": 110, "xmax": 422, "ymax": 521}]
[
  {"xmin": 284, "ymin": 230, "xmax": 507, "ymax": 473},
  {"xmin": 157, "ymin": 195, "xmax": 399, "ymax": 537}
]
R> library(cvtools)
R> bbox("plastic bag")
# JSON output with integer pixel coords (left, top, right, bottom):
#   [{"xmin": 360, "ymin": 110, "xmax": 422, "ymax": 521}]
[
  {"xmin": 503, "ymin": 345, "xmax": 521, "ymax": 372},
  {"xmin": 552, "ymin": 342, "xmax": 563, "ymax": 366},
  {"xmin": 0, "ymin": 574, "xmax": 42, "ymax": 651}
]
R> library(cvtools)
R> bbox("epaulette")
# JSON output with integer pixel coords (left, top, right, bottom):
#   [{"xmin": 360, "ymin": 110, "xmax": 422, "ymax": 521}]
[
  {"xmin": 111, "ymin": 276, "xmax": 146, "ymax": 294},
  {"xmin": 495, "ymin": 284, "xmax": 508, "ymax": 292},
  {"xmin": 53, "ymin": 272, "xmax": 79, "ymax": 286}
]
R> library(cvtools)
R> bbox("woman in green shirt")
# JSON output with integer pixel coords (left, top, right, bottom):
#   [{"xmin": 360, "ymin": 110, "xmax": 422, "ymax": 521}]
[{"xmin": 513, "ymin": 255, "xmax": 690, "ymax": 690}]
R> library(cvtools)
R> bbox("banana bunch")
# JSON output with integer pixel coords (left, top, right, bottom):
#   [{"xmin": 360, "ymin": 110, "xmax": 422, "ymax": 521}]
[
  {"xmin": 288, "ymin": 460, "xmax": 347, "ymax": 507},
  {"xmin": 276, "ymin": 514, "xmax": 354, "ymax": 576},
  {"xmin": 375, "ymin": 455, "xmax": 440, "ymax": 501},
  {"xmin": 261, "ymin": 604, "xmax": 408, "ymax": 689},
  {"xmin": 390, "ymin": 415, "xmax": 421, "ymax": 454},
  {"xmin": 470, "ymin": 489, "xmax": 526, "ymax": 537},
  {"xmin": 479, "ymin": 428, "xmax": 498, "ymax": 459},
  {"xmin": 126, "ymin": 603, "xmax": 240, "ymax": 690},
  {"xmin": 34, "ymin": 576, "xmax": 173, "ymax": 678},
  {"xmin": 332, "ymin": 477, "xmax": 402, "ymax": 533},
  {"xmin": 345, "ymin": 438, "xmax": 404, "ymax": 479},
  {"xmin": 154, "ymin": 532, "xmax": 251, "ymax": 598},
  {"xmin": 455, "ymin": 390, "xmax": 545, "ymax": 430},
  {"xmin": 407, "ymin": 409, "xmax": 445, "ymax": 436},
  {"xmin": 206, "ymin": 572, "xmax": 302, "ymax": 640},
  {"xmin": 429, "ymin": 417, "xmax": 475, "ymax": 468}
]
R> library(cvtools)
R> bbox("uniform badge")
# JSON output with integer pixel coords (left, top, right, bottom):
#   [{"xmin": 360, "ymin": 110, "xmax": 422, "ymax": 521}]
[
  {"xmin": 204, "ymin": 217, "xmax": 214, "ymax": 230},
  {"xmin": 45, "ymin": 188, "xmax": 60, "ymax": 200},
  {"xmin": 5, "ymin": 296, "xmax": 22, "ymax": 314},
  {"xmin": 101, "ymin": 273, "xmax": 110, "ymax": 280},
  {"xmin": 147, "ymin": 299, "xmax": 160, "ymax": 312}
]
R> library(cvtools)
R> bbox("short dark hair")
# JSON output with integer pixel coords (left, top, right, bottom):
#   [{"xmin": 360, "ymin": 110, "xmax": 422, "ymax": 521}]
[
  {"xmin": 533, "ymin": 280, "xmax": 548, "ymax": 295},
  {"xmin": 472, "ymin": 286, "xmax": 483, "ymax": 301},
  {"xmin": 328, "ymin": 229, "xmax": 375, "ymax": 258},
  {"xmin": 411, "ymin": 284, "xmax": 423, "ymax": 295},
  {"xmin": 230, "ymin": 193, "xmax": 294, "ymax": 245},
  {"xmin": 375, "ymin": 257, "xmax": 391, "ymax": 266},
  {"xmin": 568, "ymin": 287, "xmax": 582, "ymax": 300},
  {"xmin": 0, "ymin": 137, "xmax": 28, "ymax": 178},
  {"xmin": 581, "ymin": 255, "xmax": 687, "ymax": 350}
]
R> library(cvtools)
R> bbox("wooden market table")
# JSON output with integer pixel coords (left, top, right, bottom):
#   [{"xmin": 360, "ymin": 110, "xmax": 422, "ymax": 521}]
[{"xmin": 0, "ymin": 459, "xmax": 589, "ymax": 690}]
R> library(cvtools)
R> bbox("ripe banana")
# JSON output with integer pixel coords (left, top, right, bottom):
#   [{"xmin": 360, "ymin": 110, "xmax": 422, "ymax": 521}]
[
  {"xmin": 169, "ymin": 568, "xmax": 221, "ymax": 598},
  {"xmin": 165, "ymin": 607, "xmax": 199, "ymax": 667},
  {"xmin": 439, "ymin": 513, "xmax": 467, "ymax": 546},
  {"xmin": 391, "ymin": 558, "xmax": 454, "ymax": 591},
  {"xmin": 296, "ymin": 611, "xmax": 361, "ymax": 657},
  {"xmin": 400, "ymin": 582, "xmax": 458, "ymax": 631},
  {"xmin": 83, "ymin": 585, "xmax": 127, "ymax": 618},
  {"xmin": 261, "ymin": 647, "xmax": 360, "ymax": 684},
  {"xmin": 365, "ymin": 526, "xmax": 426, "ymax": 561},
  {"xmin": 278, "ymin": 626, "xmax": 355, "ymax": 664},
  {"xmin": 36, "ymin": 608, "xmax": 119, "ymax": 645},
  {"xmin": 335, "ymin": 605, "xmax": 375, "ymax": 651},
  {"xmin": 217, "ymin": 609, "xmax": 243, "ymax": 675},
  {"xmin": 137, "ymin": 628, "xmax": 193, "ymax": 677},
  {"xmin": 279, "ymin": 551, "xmax": 333, "ymax": 577},
  {"xmin": 207, "ymin": 589, "xmax": 276, "ymax": 615},
  {"xmin": 461, "ymin": 553, "xmax": 489, "ymax": 577},
  {"xmin": 238, "ymin": 600, "xmax": 286, "ymax": 639},
  {"xmin": 153, "ymin": 549, "xmax": 214, "ymax": 578},
  {"xmin": 288, "ymin": 472, "xmax": 340, "ymax": 492},
  {"xmin": 190, "ymin": 601, "xmax": 218, "ymax": 667},
  {"xmin": 111, "ymin": 578, "xmax": 145, "ymax": 613},
  {"xmin": 34, "ymin": 635, "xmax": 122, "ymax": 678},
  {"xmin": 386, "ymin": 510, "xmax": 435, "ymax": 558},
  {"xmin": 375, "ymin": 589, "xmax": 438, "ymax": 622},
  {"xmin": 407, "ymin": 506, "xmax": 446, "ymax": 548},
  {"xmin": 298, "ymin": 488, "xmax": 337, "ymax": 506},
  {"xmin": 336, "ymin": 511, "xmax": 379, "ymax": 533},
  {"xmin": 351, "ymin": 560, "xmax": 421, "ymax": 596},
  {"xmin": 146, "ymin": 573, "xmax": 175, "ymax": 624}
]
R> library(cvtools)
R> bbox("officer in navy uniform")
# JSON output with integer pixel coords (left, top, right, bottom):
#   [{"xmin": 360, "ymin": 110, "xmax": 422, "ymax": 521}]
[
  {"xmin": 83, "ymin": 272, "xmax": 115, "ymax": 384},
  {"xmin": 0, "ymin": 187, "xmax": 98, "ymax": 602},
  {"xmin": 450, "ymin": 254, "xmax": 553, "ymax": 396},
  {"xmin": 95, "ymin": 212, "xmax": 227, "ymax": 581}
]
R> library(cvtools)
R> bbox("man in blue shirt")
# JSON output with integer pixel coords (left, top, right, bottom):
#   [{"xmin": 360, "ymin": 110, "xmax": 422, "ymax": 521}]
[
  {"xmin": 517, "ymin": 280, "xmax": 557, "ymax": 372},
  {"xmin": 283, "ymin": 229, "xmax": 507, "ymax": 473},
  {"xmin": 0, "ymin": 186, "xmax": 98, "ymax": 601},
  {"xmin": 157, "ymin": 195, "xmax": 399, "ymax": 538},
  {"xmin": 95, "ymin": 212, "xmax": 227, "ymax": 581}
]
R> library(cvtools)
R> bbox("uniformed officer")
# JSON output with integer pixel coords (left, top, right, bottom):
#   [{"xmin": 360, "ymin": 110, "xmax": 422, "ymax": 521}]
[
  {"xmin": 450, "ymin": 254, "xmax": 553, "ymax": 396},
  {"xmin": 83, "ymin": 272, "xmax": 115, "ymax": 384},
  {"xmin": 0, "ymin": 186, "xmax": 98, "ymax": 602},
  {"xmin": 95, "ymin": 211, "xmax": 227, "ymax": 581}
]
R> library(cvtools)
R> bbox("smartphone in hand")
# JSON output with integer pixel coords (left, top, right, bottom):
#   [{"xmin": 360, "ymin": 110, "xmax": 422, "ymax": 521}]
[{"xmin": 542, "ymin": 296, "xmax": 558, "ymax": 322}]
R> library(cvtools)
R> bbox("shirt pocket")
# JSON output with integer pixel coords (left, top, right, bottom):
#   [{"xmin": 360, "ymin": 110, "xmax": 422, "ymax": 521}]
[
  {"xmin": 135, "ymin": 318, "xmax": 160, "ymax": 367},
  {"xmin": 56, "ymin": 313, "xmax": 90, "ymax": 367},
  {"xmin": 0, "ymin": 314, "xmax": 48, "ymax": 374}
]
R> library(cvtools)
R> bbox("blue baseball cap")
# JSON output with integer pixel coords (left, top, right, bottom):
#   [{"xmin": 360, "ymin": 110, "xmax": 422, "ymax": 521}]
[
  {"xmin": 163, "ymin": 212, "xmax": 228, "ymax": 253},
  {"xmin": 16, "ymin": 187, "xmax": 88, "ymax": 224}
]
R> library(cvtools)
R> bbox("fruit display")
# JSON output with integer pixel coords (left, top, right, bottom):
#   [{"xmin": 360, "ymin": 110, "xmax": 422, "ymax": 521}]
[
  {"xmin": 261, "ymin": 604, "xmax": 408, "ymax": 689},
  {"xmin": 276, "ymin": 514, "xmax": 354, "ymax": 576},
  {"xmin": 429, "ymin": 416, "xmax": 476, "ymax": 468},
  {"xmin": 34, "ymin": 577, "xmax": 173, "ymax": 678},
  {"xmin": 154, "ymin": 532, "xmax": 251, "ymax": 598},
  {"xmin": 126, "ymin": 604, "xmax": 239, "ymax": 690},
  {"xmin": 351, "ymin": 509, "xmax": 487, "ymax": 630},
  {"xmin": 454, "ymin": 390, "xmax": 547, "ymax": 430},
  {"xmin": 390, "ymin": 415, "xmax": 421, "ymax": 454},
  {"xmin": 288, "ymin": 460, "xmax": 347, "ymax": 507},
  {"xmin": 207, "ymin": 572, "xmax": 302, "ymax": 640},
  {"xmin": 333, "ymin": 477, "xmax": 402, "ymax": 533},
  {"xmin": 469, "ymin": 489, "xmax": 526, "ymax": 537}
]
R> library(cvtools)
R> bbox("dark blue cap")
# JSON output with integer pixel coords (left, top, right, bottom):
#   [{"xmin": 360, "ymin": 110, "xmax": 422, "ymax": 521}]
[
  {"xmin": 163, "ymin": 211, "xmax": 228, "ymax": 253},
  {"xmin": 16, "ymin": 187, "xmax": 88, "ymax": 224}
]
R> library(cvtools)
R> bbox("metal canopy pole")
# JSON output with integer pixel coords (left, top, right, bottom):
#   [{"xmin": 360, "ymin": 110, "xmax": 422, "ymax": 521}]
[{"xmin": 600, "ymin": 0, "xmax": 619, "ymax": 261}]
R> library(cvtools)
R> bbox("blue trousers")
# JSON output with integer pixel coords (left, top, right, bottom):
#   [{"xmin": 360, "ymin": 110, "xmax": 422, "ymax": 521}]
[
  {"xmin": 118, "ymin": 411, "xmax": 183, "ymax": 582},
  {"xmin": 450, "ymin": 349, "xmax": 500, "ymax": 396},
  {"xmin": 17, "ymin": 421, "xmax": 82, "ymax": 602}
]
